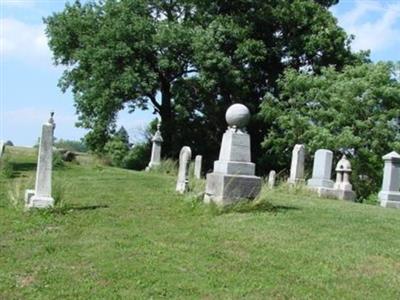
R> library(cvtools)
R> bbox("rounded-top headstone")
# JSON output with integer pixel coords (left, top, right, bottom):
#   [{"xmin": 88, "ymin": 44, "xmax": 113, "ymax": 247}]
[{"xmin": 225, "ymin": 104, "xmax": 250, "ymax": 128}]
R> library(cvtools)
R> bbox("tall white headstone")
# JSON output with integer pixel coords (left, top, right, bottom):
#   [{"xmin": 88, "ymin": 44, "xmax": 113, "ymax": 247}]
[
  {"xmin": 204, "ymin": 104, "xmax": 261, "ymax": 205},
  {"xmin": 268, "ymin": 170, "xmax": 276, "ymax": 188},
  {"xmin": 307, "ymin": 149, "xmax": 334, "ymax": 189},
  {"xmin": 25, "ymin": 112, "xmax": 56, "ymax": 209},
  {"xmin": 146, "ymin": 120, "xmax": 163, "ymax": 171},
  {"xmin": 378, "ymin": 151, "xmax": 400, "ymax": 208},
  {"xmin": 288, "ymin": 144, "xmax": 305, "ymax": 184},
  {"xmin": 194, "ymin": 155, "xmax": 202, "ymax": 179},
  {"xmin": 176, "ymin": 146, "xmax": 192, "ymax": 193}
]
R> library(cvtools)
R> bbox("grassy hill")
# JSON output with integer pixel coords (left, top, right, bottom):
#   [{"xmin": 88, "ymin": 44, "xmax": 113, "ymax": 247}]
[{"xmin": 1, "ymin": 146, "xmax": 400, "ymax": 299}]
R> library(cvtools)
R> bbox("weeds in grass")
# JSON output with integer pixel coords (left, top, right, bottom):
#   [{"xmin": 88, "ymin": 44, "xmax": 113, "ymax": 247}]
[
  {"xmin": 4, "ymin": 175, "xmax": 34, "ymax": 208},
  {"xmin": 52, "ymin": 151, "xmax": 65, "ymax": 169},
  {"xmin": 0, "ymin": 155, "xmax": 15, "ymax": 178},
  {"xmin": 52, "ymin": 178, "xmax": 68, "ymax": 208},
  {"xmin": 149, "ymin": 159, "xmax": 178, "ymax": 176}
]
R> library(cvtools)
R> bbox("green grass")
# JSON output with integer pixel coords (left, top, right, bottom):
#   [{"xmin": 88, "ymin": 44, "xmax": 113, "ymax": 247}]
[{"xmin": 1, "ymin": 146, "xmax": 400, "ymax": 299}]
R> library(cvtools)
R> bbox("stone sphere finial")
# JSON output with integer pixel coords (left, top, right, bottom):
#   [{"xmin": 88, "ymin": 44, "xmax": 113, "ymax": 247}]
[{"xmin": 225, "ymin": 103, "xmax": 250, "ymax": 129}]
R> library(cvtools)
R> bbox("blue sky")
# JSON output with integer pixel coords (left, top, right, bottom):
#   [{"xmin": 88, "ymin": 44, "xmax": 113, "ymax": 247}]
[{"xmin": 1, "ymin": 0, "xmax": 400, "ymax": 146}]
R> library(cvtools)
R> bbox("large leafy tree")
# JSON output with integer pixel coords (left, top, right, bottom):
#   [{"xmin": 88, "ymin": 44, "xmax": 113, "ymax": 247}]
[
  {"xmin": 259, "ymin": 62, "xmax": 400, "ymax": 199},
  {"xmin": 45, "ymin": 0, "xmax": 358, "ymax": 166}
]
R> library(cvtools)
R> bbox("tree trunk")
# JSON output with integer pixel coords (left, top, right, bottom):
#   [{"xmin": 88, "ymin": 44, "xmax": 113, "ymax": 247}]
[{"xmin": 159, "ymin": 76, "xmax": 175, "ymax": 158}]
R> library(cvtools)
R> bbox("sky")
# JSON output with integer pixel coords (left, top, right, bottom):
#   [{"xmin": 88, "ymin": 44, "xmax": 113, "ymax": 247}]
[{"xmin": 1, "ymin": 0, "xmax": 400, "ymax": 147}]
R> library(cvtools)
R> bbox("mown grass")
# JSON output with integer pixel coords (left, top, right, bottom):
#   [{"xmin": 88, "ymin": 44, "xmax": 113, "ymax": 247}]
[{"xmin": 1, "ymin": 146, "xmax": 400, "ymax": 299}]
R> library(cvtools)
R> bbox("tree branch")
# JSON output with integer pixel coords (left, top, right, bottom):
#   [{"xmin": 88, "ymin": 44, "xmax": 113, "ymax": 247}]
[{"xmin": 146, "ymin": 93, "xmax": 161, "ymax": 112}]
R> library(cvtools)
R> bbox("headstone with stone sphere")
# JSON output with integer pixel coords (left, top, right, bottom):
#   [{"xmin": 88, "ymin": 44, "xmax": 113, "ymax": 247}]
[{"xmin": 204, "ymin": 104, "xmax": 261, "ymax": 205}]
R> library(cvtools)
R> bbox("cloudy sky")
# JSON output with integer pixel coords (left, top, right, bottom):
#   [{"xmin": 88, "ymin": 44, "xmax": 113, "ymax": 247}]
[{"xmin": 1, "ymin": 0, "xmax": 400, "ymax": 146}]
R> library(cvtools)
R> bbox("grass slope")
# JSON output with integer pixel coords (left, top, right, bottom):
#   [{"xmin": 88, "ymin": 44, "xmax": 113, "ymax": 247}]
[{"xmin": 1, "ymin": 146, "xmax": 400, "ymax": 299}]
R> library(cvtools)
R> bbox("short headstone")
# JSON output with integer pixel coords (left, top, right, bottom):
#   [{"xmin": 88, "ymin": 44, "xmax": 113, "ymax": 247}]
[
  {"xmin": 204, "ymin": 104, "xmax": 261, "ymax": 205},
  {"xmin": 378, "ymin": 151, "xmax": 400, "ymax": 208},
  {"xmin": 268, "ymin": 170, "xmax": 276, "ymax": 188},
  {"xmin": 146, "ymin": 120, "xmax": 163, "ymax": 171},
  {"xmin": 307, "ymin": 149, "xmax": 334, "ymax": 189},
  {"xmin": 0, "ymin": 140, "xmax": 5, "ymax": 158},
  {"xmin": 333, "ymin": 155, "xmax": 356, "ymax": 201},
  {"xmin": 194, "ymin": 155, "xmax": 202, "ymax": 179},
  {"xmin": 25, "ymin": 112, "xmax": 56, "ymax": 209},
  {"xmin": 176, "ymin": 146, "xmax": 192, "ymax": 193},
  {"xmin": 288, "ymin": 144, "xmax": 305, "ymax": 185}
]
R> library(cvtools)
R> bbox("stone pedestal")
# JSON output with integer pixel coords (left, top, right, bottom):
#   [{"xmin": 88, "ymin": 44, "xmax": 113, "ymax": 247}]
[
  {"xmin": 378, "ymin": 151, "xmax": 400, "ymax": 208},
  {"xmin": 204, "ymin": 104, "xmax": 261, "ymax": 205},
  {"xmin": 288, "ymin": 144, "xmax": 305, "ymax": 185},
  {"xmin": 146, "ymin": 121, "xmax": 163, "ymax": 171},
  {"xmin": 25, "ymin": 113, "xmax": 55, "ymax": 209}
]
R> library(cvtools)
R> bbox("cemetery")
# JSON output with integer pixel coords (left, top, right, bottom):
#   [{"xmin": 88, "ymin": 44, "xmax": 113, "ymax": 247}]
[{"xmin": 1, "ymin": 0, "xmax": 400, "ymax": 298}]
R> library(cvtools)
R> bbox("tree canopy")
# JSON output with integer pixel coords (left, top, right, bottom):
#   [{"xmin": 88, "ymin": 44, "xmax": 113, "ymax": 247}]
[
  {"xmin": 45, "ymin": 0, "xmax": 359, "ymax": 167},
  {"xmin": 259, "ymin": 62, "xmax": 400, "ymax": 199}
]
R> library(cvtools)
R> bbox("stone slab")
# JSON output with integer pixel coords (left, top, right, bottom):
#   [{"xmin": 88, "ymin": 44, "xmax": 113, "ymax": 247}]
[
  {"xmin": 218, "ymin": 130, "xmax": 251, "ymax": 162},
  {"xmin": 204, "ymin": 173, "xmax": 262, "ymax": 206},
  {"xmin": 213, "ymin": 160, "xmax": 255, "ymax": 176}
]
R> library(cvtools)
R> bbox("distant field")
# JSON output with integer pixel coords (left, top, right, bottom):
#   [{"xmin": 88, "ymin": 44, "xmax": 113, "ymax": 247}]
[{"xmin": 1, "ymin": 146, "xmax": 400, "ymax": 299}]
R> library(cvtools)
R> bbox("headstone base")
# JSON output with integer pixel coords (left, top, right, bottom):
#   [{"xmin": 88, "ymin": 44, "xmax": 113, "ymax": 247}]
[
  {"xmin": 308, "ymin": 187, "xmax": 356, "ymax": 202},
  {"xmin": 336, "ymin": 189, "xmax": 356, "ymax": 201},
  {"xmin": 288, "ymin": 178, "xmax": 306, "ymax": 185},
  {"xmin": 25, "ymin": 190, "xmax": 54, "ymax": 209},
  {"xmin": 307, "ymin": 178, "xmax": 334, "ymax": 189},
  {"xmin": 379, "ymin": 191, "xmax": 400, "ymax": 208},
  {"xmin": 204, "ymin": 173, "xmax": 261, "ymax": 206}
]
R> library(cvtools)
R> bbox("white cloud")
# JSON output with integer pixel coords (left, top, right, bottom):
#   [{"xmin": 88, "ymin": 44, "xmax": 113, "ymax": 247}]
[
  {"xmin": 0, "ymin": 18, "xmax": 52, "ymax": 65},
  {"xmin": 334, "ymin": 1, "xmax": 400, "ymax": 53}
]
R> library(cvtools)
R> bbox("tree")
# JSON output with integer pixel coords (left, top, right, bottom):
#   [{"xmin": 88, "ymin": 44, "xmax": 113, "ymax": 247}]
[
  {"xmin": 45, "ymin": 0, "xmax": 359, "ymax": 164},
  {"xmin": 259, "ymin": 62, "xmax": 400, "ymax": 199},
  {"xmin": 116, "ymin": 126, "xmax": 130, "ymax": 147}
]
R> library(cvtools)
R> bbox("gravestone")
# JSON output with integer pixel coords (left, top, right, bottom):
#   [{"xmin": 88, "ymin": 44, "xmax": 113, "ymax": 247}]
[
  {"xmin": 146, "ymin": 120, "xmax": 163, "ymax": 171},
  {"xmin": 288, "ymin": 144, "xmax": 305, "ymax": 185},
  {"xmin": 333, "ymin": 155, "xmax": 356, "ymax": 201},
  {"xmin": 176, "ymin": 146, "xmax": 192, "ymax": 193},
  {"xmin": 25, "ymin": 112, "xmax": 56, "ymax": 209},
  {"xmin": 307, "ymin": 149, "xmax": 334, "ymax": 189},
  {"xmin": 0, "ymin": 140, "xmax": 5, "ymax": 158},
  {"xmin": 194, "ymin": 155, "xmax": 202, "ymax": 179},
  {"xmin": 268, "ymin": 170, "xmax": 276, "ymax": 188},
  {"xmin": 378, "ymin": 151, "xmax": 400, "ymax": 208},
  {"xmin": 204, "ymin": 104, "xmax": 261, "ymax": 205}
]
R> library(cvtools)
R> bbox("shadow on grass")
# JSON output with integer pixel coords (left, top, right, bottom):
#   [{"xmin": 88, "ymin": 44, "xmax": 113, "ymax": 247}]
[
  {"xmin": 216, "ymin": 200, "xmax": 300, "ymax": 215},
  {"xmin": 12, "ymin": 162, "xmax": 37, "ymax": 172},
  {"xmin": 50, "ymin": 204, "xmax": 109, "ymax": 215}
]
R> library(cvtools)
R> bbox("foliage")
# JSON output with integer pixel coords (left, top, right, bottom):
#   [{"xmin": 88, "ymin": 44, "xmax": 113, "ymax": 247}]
[
  {"xmin": 54, "ymin": 139, "xmax": 88, "ymax": 152},
  {"xmin": 122, "ymin": 142, "xmax": 151, "ymax": 170},
  {"xmin": 104, "ymin": 136, "xmax": 130, "ymax": 167},
  {"xmin": 52, "ymin": 151, "xmax": 65, "ymax": 169},
  {"xmin": 45, "ymin": 0, "xmax": 360, "ymax": 162},
  {"xmin": 116, "ymin": 126, "xmax": 130, "ymax": 147},
  {"xmin": 5, "ymin": 140, "xmax": 13, "ymax": 146},
  {"xmin": 0, "ymin": 155, "xmax": 15, "ymax": 178},
  {"xmin": 259, "ymin": 62, "xmax": 400, "ymax": 200}
]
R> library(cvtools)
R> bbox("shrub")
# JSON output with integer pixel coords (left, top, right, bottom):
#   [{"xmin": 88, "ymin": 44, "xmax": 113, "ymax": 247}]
[
  {"xmin": 0, "ymin": 155, "xmax": 15, "ymax": 178},
  {"xmin": 122, "ymin": 142, "xmax": 151, "ymax": 170},
  {"xmin": 52, "ymin": 151, "xmax": 65, "ymax": 169},
  {"xmin": 104, "ymin": 137, "xmax": 129, "ymax": 167}
]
